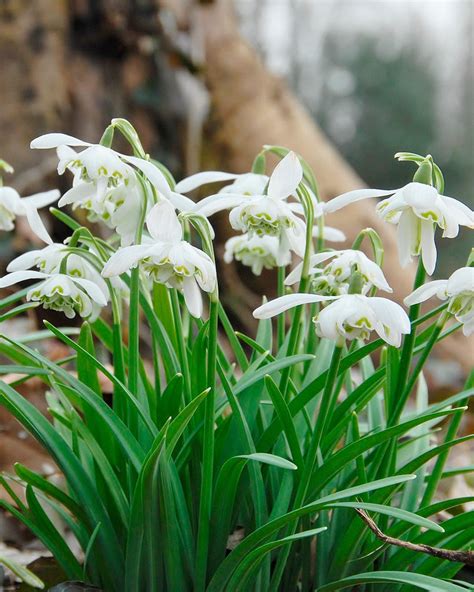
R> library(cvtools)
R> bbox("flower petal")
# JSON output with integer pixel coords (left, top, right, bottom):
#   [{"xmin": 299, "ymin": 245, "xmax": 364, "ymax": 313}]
[
  {"xmin": 404, "ymin": 280, "xmax": 448, "ymax": 307},
  {"xmin": 71, "ymin": 277, "xmax": 108, "ymax": 306},
  {"xmin": 146, "ymin": 200, "xmax": 183, "ymax": 243},
  {"xmin": 102, "ymin": 245, "xmax": 151, "ymax": 277},
  {"xmin": 7, "ymin": 248, "xmax": 45, "ymax": 272},
  {"xmin": 24, "ymin": 189, "xmax": 60, "ymax": 209},
  {"xmin": 194, "ymin": 194, "xmax": 246, "ymax": 217},
  {"xmin": 58, "ymin": 183, "xmax": 95, "ymax": 207},
  {"xmin": 182, "ymin": 277, "xmax": 203, "ymax": 318},
  {"xmin": 420, "ymin": 219, "xmax": 437, "ymax": 275},
  {"xmin": 397, "ymin": 210, "xmax": 418, "ymax": 268},
  {"xmin": 0, "ymin": 270, "xmax": 48, "ymax": 288},
  {"xmin": 30, "ymin": 133, "xmax": 92, "ymax": 150},
  {"xmin": 313, "ymin": 225, "xmax": 346, "ymax": 242},
  {"xmin": 368, "ymin": 296, "xmax": 411, "ymax": 346},
  {"xmin": 168, "ymin": 191, "xmax": 196, "ymax": 212},
  {"xmin": 267, "ymin": 152, "xmax": 303, "ymax": 200},
  {"xmin": 175, "ymin": 171, "xmax": 240, "ymax": 193},
  {"xmin": 324, "ymin": 188, "xmax": 395, "ymax": 214},
  {"xmin": 253, "ymin": 293, "xmax": 336, "ymax": 319},
  {"xmin": 122, "ymin": 155, "xmax": 171, "ymax": 198},
  {"xmin": 447, "ymin": 267, "xmax": 474, "ymax": 296},
  {"xmin": 23, "ymin": 205, "xmax": 53, "ymax": 244}
]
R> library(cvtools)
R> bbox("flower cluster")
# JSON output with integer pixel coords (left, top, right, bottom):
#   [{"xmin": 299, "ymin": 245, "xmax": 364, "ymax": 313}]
[{"xmin": 0, "ymin": 125, "xmax": 472, "ymax": 343}]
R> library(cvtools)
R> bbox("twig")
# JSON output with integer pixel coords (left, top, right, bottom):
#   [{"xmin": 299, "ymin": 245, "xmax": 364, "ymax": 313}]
[{"xmin": 355, "ymin": 508, "xmax": 474, "ymax": 567}]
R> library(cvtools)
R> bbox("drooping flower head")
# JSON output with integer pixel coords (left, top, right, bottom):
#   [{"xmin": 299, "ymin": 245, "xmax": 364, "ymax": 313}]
[
  {"xmin": 180, "ymin": 152, "xmax": 307, "ymax": 261},
  {"xmin": 30, "ymin": 133, "xmax": 194, "ymax": 245},
  {"xmin": 0, "ymin": 270, "xmax": 107, "ymax": 321},
  {"xmin": 224, "ymin": 234, "xmax": 290, "ymax": 276},
  {"xmin": 102, "ymin": 200, "xmax": 217, "ymax": 318},
  {"xmin": 285, "ymin": 249, "xmax": 392, "ymax": 296},
  {"xmin": 254, "ymin": 292, "xmax": 410, "ymax": 347},
  {"xmin": 405, "ymin": 266, "xmax": 474, "ymax": 336},
  {"xmin": 0, "ymin": 185, "xmax": 59, "ymax": 244},
  {"xmin": 324, "ymin": 181, "xmax": 473, "ymax": 276}
]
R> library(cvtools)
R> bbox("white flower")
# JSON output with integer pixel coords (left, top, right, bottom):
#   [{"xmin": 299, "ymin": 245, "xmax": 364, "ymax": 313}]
[
  {"xmin": 190, "ymin": 152, "xmax": 307, "ymax": 260},
  {"xmin": 324, "ymin": 182, "xmax": 474, "ymax": 275},
  {"xmin": 31, "ymin": 133, "xmax": 195, "ymax": 244},
  {"xmin": 312, "ymin": 225, "xmax": 346, "ymax": 243},
  {"xmin": 285, "ymin": 249, "xmax": 392, "ymax": 296},
  {"xmin": 404, "ymin": 267, "xmax": 474, "ymax": 336},
  {"xmin": 175, "ymin": 170, "xmax": 269, "ymax": 197},
  {"xmin": 0, "ymin": 186, "xmax": 59, "ymax": 244},
  {"xmin": 6, "ymin": 242, "xmax": 110, "ymax": 302},
  {"xmin": 224, "ymin": 234, "xmax": 290, "ymax": 275},
  {"xmin": 102, "ymin": 200, "xmax": 216, "ymax": 317},
  {"xmin": 0, "ymin": 270, "xmax": 107, "ymax": 320},
  {"xmin": 253, "ymin": 292, "xmax": 410, "ymax": 347}
]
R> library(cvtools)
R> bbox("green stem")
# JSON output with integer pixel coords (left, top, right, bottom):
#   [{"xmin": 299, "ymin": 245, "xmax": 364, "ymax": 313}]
[
  {"xmin": 277, "ymin": 266, "xmax": 286, "ymax": 350},
  {"xmin": 270, "ymin": 345, "xmax": 343, "ymax": 592},
  {"xmin": 195, "ymin": 298, "xmax": 219, "ymax": 592},
  {"xmin": 391, "ymin": 311, "xmax": 448, "ymax": 423},
  {"xmin": 389, "ymin": 259, "xmax": 426, "ymax": 423},
  {"xmin": 279, "ymin": 185, "xmax": 314, "ymax": 396},
  {"xmin": 170, "ymin": 290, "xmax": 192, "ymax": 404}
]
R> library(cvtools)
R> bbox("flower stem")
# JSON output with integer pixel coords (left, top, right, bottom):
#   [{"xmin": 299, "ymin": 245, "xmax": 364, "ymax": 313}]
[
  {"xmin": 277, "ymin": 266, "xmax": 286, "ymax": 350},
  {"xmin": 195, "ymin": 297, "xmax": 219, "ymax": 592}
]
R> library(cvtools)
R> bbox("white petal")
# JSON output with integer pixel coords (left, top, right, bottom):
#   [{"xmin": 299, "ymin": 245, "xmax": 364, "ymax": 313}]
[
  {"xmin": 0, "ymin": 270, "xmax": 48, "ymax": 288},
  {"xmin": 182, "ymin": 277, "xmax": 203, "ymax": 318},
  {"xmin": 284, "ymin": 262, "xmax": 304, "ymax": 286},
  {"xmin": 368, "ymin": 297, "xmax": 411, "ymax": 346},
  {"xmin": 268, "ymin": 152, "xmax": 303, "ymax": 200},
  {"xmin": 442, "ymin": 196, "xmax": 474, "ymax": 227},
  {"xmin": 194, "ymin": 193, "xmax": 246, "ymax": 217},
  {"xmin": 447, "ymin": 267, "xmax": 474, "ymax": 296},
  {"xmin": 324, "ymin": 188, "xmax": 395, "ymax": 214},
  {"xmin": 122, "ymin": 155, "xmax": 171, "ymax": 198},
  {"xmin": 420, "ymin": 220, "xmax": 437, "ymax": 275},
  {"xmin": 168, "ymin": 191, "xmax": 196, "ymax": 212},
  {"xmin": 23, "ymin": 205, "xmax": 52, "ymax": 244},
  {"xmin": 146, "ymin": 200, "xmax": 182, "ymax": 242},
  {"xmin": 30, "ymin": 133, "xmax": 92, "ymax": 149},
  {"xmin": 102, "ymin": 245, "xmax": 151, "ymax": 277},
  {"xmin": 253, "ymin": 293, "xmax": 336, "ymax": 319},
  {"xmin": 397, "ymin": 210, "xmax": 418, "ymax": 268},
  {"xmin": 58, "ymin": 182, "xmax": 95, "ymax": 207},
  {"xmin": 71, "ymin": 277, "xmax": 108, "ymax": 306},
  {"xmin": 24, "ymin": 189, "xmax": 60, "ymax": 209},
  {"xmin": 175, "ymin": 171, "xmax": 239, "ymax": 193},
  {"xmin": 7, "ymin": 249, "xmax": 44, "ymax": 272},
  {"xmin": 404, "ymin": 280, "xmax": 448, "ymax": 306},
  {"xmin": 313, "ymin": 225, "xmax": 346, "ymax": 242}
]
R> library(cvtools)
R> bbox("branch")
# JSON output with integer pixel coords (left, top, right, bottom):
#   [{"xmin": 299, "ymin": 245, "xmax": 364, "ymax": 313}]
[{"xmin": 355, "ymin": 508, "xmax": 474, "ymax": 567}]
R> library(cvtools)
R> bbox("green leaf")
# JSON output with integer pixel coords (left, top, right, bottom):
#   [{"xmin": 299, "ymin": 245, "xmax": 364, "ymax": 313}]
[
  {"xmin": 0, "ymin": 555, "xmax": 45, "ymax": 589},
  {"xmin": 317, "ymin": 570, "xmax": 468, "ymax": 591}
]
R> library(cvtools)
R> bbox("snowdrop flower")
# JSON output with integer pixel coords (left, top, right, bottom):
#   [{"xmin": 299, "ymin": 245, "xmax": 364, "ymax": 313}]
[
  {"xmin": 405, "ymin": 267, "xmax": 474, "ymax": 336},
  {"xmin": 31, "ymin": 133, "xmax": 194, "ymax": 243},
  {"xmin": 102, "ymin": 200, "xmax": 216, "ymax": 318},
  {"xmin": 224, "ymin": 234, "xmax": 291, "ymax": 275},
  {"xmin": 176, "ymin": 170, "xmax": 269, "ymax": 197},
  {"xmin": 312, "ymin": 225, "xmax": 346, "ymax": 243},
  {"xmin": 6, "ymin": 242, "xmax": 110, "ymax": 302},
  {"xmin": 191, "ymin": 152, "xmax": 307, "ymax": 260},
  {"xmin": 0, "ymin": 270, "xmax": 107, "ymax": 320},
  {"xmin": 324, "ymin": 182, "xmax": 474, "ymax": 275},
  {"xmin": 254, "ymin": 292, "xmax": 410, "ymax": 347},
  {"xmin": 0, "ymin": 186, "xmax": 59, "ymax": 244},
  {"xmin": 285, "ymin": 249, "xmax": 392, "ymax": 296}
]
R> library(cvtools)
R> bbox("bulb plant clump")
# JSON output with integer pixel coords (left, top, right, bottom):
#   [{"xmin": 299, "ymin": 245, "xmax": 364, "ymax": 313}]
[{"xmin": 0, "ymin": 121, "xmax": 473, "ymax": 592}]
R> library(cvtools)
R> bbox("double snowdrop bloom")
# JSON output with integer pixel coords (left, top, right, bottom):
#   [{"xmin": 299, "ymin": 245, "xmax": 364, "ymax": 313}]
[
  {"xmin": 405, "ymin": 266, "xmax": 474, "ymax": 336},
  {"xmin": 324, "ymin": 182, "xmax": 474, "ymax": 275},
  {"xmin": 102, "ymin": 200, "xmax": 216, "ymax": 318},
  {"xmin": 224, "ymin": 234, "xmax": 290, "ymax": 276},
  {"xmin": 31, "ymin": 133, "xmax": 194, "ymax": 245},
  {"xmin": 254, "ymin": 292, "xmax": 410, "ymax": 347},
  {"xmin": 285, "ymin": 249, "xmax": 392, "ymax": 296},
  {"xmin": 183, "ymin": 153, "xmax": 307, "ymax": 261},
  {"xmin": 6, "ymin": 242, "xmax": 110, "ymax": 301},
  {"xmin": 0, "ymin": 270, "xmax": 107, "ymax": 321},
  {"xmin": 0, "ymin": 186, "xmax": 59, "ymax": 244}
]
